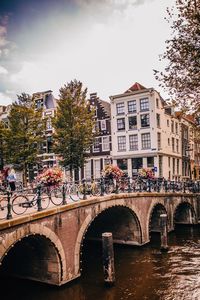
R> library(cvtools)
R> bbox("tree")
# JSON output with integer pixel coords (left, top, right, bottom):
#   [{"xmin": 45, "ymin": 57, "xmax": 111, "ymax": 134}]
[
  {"xmin": 0, "ymin": 121, "xmax": 7, "ymax": 170},
  {"xmin": 5, "ymin": 93, "xmax": 45, "ymax": 185},
  {"xmin": 154, "ymin": 0, "xmax": 200, "ymax": 114},
  {"xmin": 53, "ymin": 79, "xmax": 95, "ymax": 177}
]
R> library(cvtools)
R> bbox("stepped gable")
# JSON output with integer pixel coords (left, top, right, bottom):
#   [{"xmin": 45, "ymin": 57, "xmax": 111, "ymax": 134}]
[
  {"xmin": 98, "ymin": 99, "xmax": 111, "ymax": 117},
  {"xmin": 124, "ymin": 82, "xmax": 147, "ymax": 93}
]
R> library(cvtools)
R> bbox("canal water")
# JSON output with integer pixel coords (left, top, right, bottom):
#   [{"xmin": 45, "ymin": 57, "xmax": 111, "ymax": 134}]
[{"xmin": 1, "ymin": 225, "xmax": 200, "ymax": 300}]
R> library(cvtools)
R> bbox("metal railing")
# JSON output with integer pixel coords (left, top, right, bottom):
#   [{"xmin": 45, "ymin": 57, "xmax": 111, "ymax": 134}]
[{"xmin": 0, "ymin": 177, "xmax": 200, "ymax": 221}]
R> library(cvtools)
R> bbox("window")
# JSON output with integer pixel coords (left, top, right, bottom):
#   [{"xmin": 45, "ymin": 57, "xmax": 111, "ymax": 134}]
[
  {"xmin": 159, "ymin": 156, "xmax": 163, "ymax": 177},
  {"xmin": 85, "ymin": 161, "xmax": 91, "ymax": 179},
  {"xmin": 140, "ymin": 98, "xmax": 149, "ymax": 111},
  {"xmin": 167, "ymin": 120, "xmax": 169, "ymax": 127},
  {"xmin": 168, "ymin": 138, "xmax": 170, "ymax": 146},
  {"xmin": 117, "ymin": 159, "xmax": 127, "ymax": 171},
  {"xmin": 141, "ymin": 114, "xmax": 150, "ymax": 127},
  {"xmin": 168, "ymin": 157, "xmax": 170, "ymax": 167},
  {"xmin": 172, "ymin": 137, "xmax": 175, "ymax": 152},
  {"xmin": 129, "ymin": 134, "xmax": 138, "ymax": 150},
  {"xmin": 46, "ymin": 118, "xmax": 52, "ymax": 130},
  {"xmin": 101, "ymin": 120, "xmax": 106, "ymax": 131},
  {"xmin": 102, "ymin": 136, "xmax": 110, "ymax": 151},
  {"xmin": 132, "ymin": 157, "xmax": 143, "ymax": 171},
  {"xmin": 177, "ymin": 159, "xmax": 179, "ymax": 175},
  {"xmin": 156, "ymin": 113, "xmax": 160, "ymax": 128},
  {"xmin": 94, "ymin": 121, "xmax": 99, "ymax": 133},
  {"xmin": 171, "ymin": 120, "xmax": 174, "ymax": 133},
  {"xmin": 157, "ymin": 132, "xmax": 161, "ymax": 150},
  {"xmin": 147, "ymin": 157, "xmax": 154, "ymax": 168},
  {"xmin": 117, "ymin": 136, "xmax": 126, "ymax": 151},
  {"xmin": 117, "ymin": 118, "xmax": 125, "ymax": 131},
  {"xmin": 93, "ymin": 137, "xmax": 101, "ymax": 152},
  {"xmin": 116, "ymin": 102, "xmax": 125, "ymax": 115},
  {"xmin": 176, "ymin": 139, "xmax": 179, "ymax": 153},
  {"xmin": 156, "ymin": 98, "xmax": 159, "ymax": 108},
  {"xmin": 141, "ymin": 133, "xmax": 151, "ymax": 149},
  {"xmin": 94, "ymin": 159, "xmax": 101, "ymax": 179},
  {"xmin": 175, "ymin": 123, "xmax": 178, "ymax": 134},
  {"xmin": 129, "ymin": 116, "xmax": 137, "ymax": 129},
  {"xmin": 128, "ymin": 100, "xmax": 136, "ymax": 113},
  {"xmin": 172, "ymin": 158, "xmax": 175, "ymax": 174},
  {"xmin": 35, "ymin": 99, "xmax": 43, "ymax": 109}
]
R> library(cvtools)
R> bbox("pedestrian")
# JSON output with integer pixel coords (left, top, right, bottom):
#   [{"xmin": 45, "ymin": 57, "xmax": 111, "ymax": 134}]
[{"xmin": 7, "ymin": 168, "xmax": 17, "ymax": 192}]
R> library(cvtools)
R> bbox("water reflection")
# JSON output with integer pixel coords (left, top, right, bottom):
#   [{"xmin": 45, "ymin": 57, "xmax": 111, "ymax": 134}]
[{"xmin": 1, "ymin": 225, "xmax": 200, "ymax": 300}]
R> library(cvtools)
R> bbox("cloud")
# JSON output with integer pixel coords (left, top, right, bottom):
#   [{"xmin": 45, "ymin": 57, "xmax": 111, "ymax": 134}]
[
  {"xmin": 0, "ymin": 91, "xmax": 14, "ymax": 105},
  {"xmin": 0, "ymin": 65, "xmax": 8, "ymax": 75}
]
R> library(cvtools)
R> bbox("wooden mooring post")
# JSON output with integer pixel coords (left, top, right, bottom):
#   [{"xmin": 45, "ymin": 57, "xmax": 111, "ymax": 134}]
[
  {"xmin": 102, "ymin": 232, "xmax": 115, "ymax": 286},
  {"xmin": 160, "ymin": 214, "xmax": 169, "ymax": 252}
]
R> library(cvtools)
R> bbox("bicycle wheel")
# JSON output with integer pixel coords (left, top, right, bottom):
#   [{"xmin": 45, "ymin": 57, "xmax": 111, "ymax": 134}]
[
  {"xmin": 12, "ymin": 195, "xmax": 29, "ymax": 215},
  {"xmin": 50, "ymin": 187, "xmax": 63, "ymax": 206},
  {"xmin": 70, "ymin": 184, "xmax": 80, "ymax": 201},
  {"xmin": 0, "ymin": 196, "xmax": 8, "ymax": 220},
  {"xmin": 91, "ymin": 182, "xmax": 101, "ymax": 196},
  {"xmin": 40, "ymin": 192, "xmax": 50, "ymax": 209}
]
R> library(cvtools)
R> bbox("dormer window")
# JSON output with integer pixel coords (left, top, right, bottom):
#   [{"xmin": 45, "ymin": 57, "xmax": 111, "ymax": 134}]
[{"xmin": 35, "ymin": 99, "xmax": 43, "ymax": 109}]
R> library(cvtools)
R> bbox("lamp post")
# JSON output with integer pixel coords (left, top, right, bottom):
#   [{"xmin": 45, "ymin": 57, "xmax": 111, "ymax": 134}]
[{"xmin": 186, "ymin": 145, "xmax": 193, "ymax": 180}]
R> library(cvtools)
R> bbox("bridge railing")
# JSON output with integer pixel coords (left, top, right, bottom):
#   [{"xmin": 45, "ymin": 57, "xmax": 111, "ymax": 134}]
[{"xmin": 0, "ymin": 178, "xmax": 200, "ymax": 221}]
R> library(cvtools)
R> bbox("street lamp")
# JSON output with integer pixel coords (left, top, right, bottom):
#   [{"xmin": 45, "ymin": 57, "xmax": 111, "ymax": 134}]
[{"xmin": 185, "ymin": 145, "xmax": 193, "ymax": 180}]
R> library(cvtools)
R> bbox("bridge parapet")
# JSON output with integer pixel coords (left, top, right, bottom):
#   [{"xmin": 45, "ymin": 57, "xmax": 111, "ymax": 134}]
[{"xmin": 0, "ymin": 192, "xmax": 199, "ymax": 286}]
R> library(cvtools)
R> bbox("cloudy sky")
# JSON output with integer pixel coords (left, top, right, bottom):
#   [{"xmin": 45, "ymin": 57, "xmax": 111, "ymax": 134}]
[{"xmin": 0, "ymin": 0, "xmax": 175, "ymax": 105}]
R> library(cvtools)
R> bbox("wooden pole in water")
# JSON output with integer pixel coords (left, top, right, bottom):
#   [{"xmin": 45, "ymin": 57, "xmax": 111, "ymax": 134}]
[
  {"xmin": 160, "ymin": 214, "xmax": 169, "ymax": 252},
  {"xmin": 102, "ymin": 232, "xmax": 115, "ymax": 286}
]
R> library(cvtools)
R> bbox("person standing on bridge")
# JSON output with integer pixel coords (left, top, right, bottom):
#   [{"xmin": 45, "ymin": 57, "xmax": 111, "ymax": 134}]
[{"xmin": 7, "ymin": 168, "xmax": 17, "ymax": 193}]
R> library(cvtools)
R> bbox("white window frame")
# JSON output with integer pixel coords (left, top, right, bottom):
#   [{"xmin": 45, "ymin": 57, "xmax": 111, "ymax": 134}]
[
  {"xmin": 101, "ymin": 120, "xmax": 106, "ymax": 131},
  {"xmin": 102, "ymin": 136, "xmax": 110, "ymax": 151}
]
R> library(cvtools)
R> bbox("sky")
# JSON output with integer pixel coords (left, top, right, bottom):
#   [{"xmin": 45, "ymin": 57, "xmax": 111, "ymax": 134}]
[{"xmin": 0, "ymin": 0, "xmax": 176, "ymax": 105}]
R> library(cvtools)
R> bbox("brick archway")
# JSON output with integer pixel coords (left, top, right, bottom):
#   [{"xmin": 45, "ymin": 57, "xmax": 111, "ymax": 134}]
[
  {"xmin": 74, "ymin": 203, "xmax": 142, "ymax": 275},
  {"xmin": 173, "ymin": 202, "xmax": 197, "ymax": 225},
  {"xmin": 0, "ymin": 224, "xmax": 66, "ymax": 285}
]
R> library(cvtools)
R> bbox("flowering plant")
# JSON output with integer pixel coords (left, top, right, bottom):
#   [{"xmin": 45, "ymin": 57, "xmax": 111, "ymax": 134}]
[
  {"xmin": 37, "ymin": 167, "xmax": 63, "ymax": 185},
  {"xmin": 139, "ymin": 168, "xmax": 154, "ymax": 179},
  {"xmin": 103, "ymin": 164, "xmax": 124, "ymax": 180}
]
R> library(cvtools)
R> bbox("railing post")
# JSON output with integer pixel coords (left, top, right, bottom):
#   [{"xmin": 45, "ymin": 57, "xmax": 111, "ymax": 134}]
[
  {"xmin": 36, "ymin": 184, "xmax": 42, "ymax": 211},
  {"xmin": 147, "ymin": 178, "xmax": 151, "ymax": 192},
  {"xmin": 6, "ymin": 191, "xmax": 12, "ymax": 220},
  {"xmin": 115, "ymin": 179, "xmax": 119, "ymax": 194},
  {"xmin": 164, "ymin": 180, "xmax": 168, "ymax": 192},
  {"xmin": 183, "ymin": 182, "xmax": 186, "ymax": 193},
  {"xmin": 62, "ymin": 184, "xmax": 67, "ymax": 205},
  {"xmin": 82, "ymin": 179, "xmax": 87, "ymax": 200},
  {"xmin": 172, "ymin": 181, "xmax": 175, "ymax": 193},
  {"xmin": 157, "ymin": 180, "xmax": 160, "ymax": 193},
  {"xmin": 198, "ymin": 181, "xmax": 200, "ymax": 193},
  {"xmin": 100, "ymin": 176, "xmax": 104, "ymax": 196},
  {"xmin": 127, "ymin": 176, "xmax": 132, "ymax": 193}
]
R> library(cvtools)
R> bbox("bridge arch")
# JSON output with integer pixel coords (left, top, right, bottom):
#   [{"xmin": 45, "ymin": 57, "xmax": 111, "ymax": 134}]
[
  {"xmin": 148, "ymin": 203, "xmax": 168, "ymax": 233},
  {"xmin": 74, "ymin": 203, "xmax": 142, "ymax": 275},
  {"xmin": 174, "ymin": 202, "xmax": 197, "ymax": 225},
  {"xmin": 0, "ymin": 224, "xmax": 66, "ymax": 285}
]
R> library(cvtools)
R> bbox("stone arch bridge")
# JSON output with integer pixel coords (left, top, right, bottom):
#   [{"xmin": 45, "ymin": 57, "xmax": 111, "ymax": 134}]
[{"xmin": 0, "ymin": 192, "xmax": 199, "ymax": 286}]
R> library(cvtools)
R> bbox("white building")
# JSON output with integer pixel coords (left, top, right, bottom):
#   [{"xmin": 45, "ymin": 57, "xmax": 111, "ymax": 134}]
[{"xmin": 110, "ymin": 82, "xmax": 182, "ymax": 180}]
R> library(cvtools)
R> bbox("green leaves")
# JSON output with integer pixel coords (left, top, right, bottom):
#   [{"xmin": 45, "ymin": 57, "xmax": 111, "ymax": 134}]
[
  {"xmin": 155, "ymin": 0, "xmax": 200, "ymax": 114},
  {"xmin": 53, "ymin": 79, "xmax": 95, "ymax": 172}
]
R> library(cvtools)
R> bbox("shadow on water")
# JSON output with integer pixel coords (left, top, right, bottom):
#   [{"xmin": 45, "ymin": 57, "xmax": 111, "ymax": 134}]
[{"xmin": 1, "ymin": 225, "xmax": 200, "ymax": 300}]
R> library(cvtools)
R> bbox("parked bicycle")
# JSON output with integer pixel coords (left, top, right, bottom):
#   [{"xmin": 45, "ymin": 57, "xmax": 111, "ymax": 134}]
[
  {"xmin": 49, "ymin": 181, "xmax": 84, "ymax": 206},
  {"xmin": 12, "ymin": 189, "xmax": 50, "ymax": 215},
  {"xmin": 0, "ymin": 188, "xmax": 8, "ymax": 220}
]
